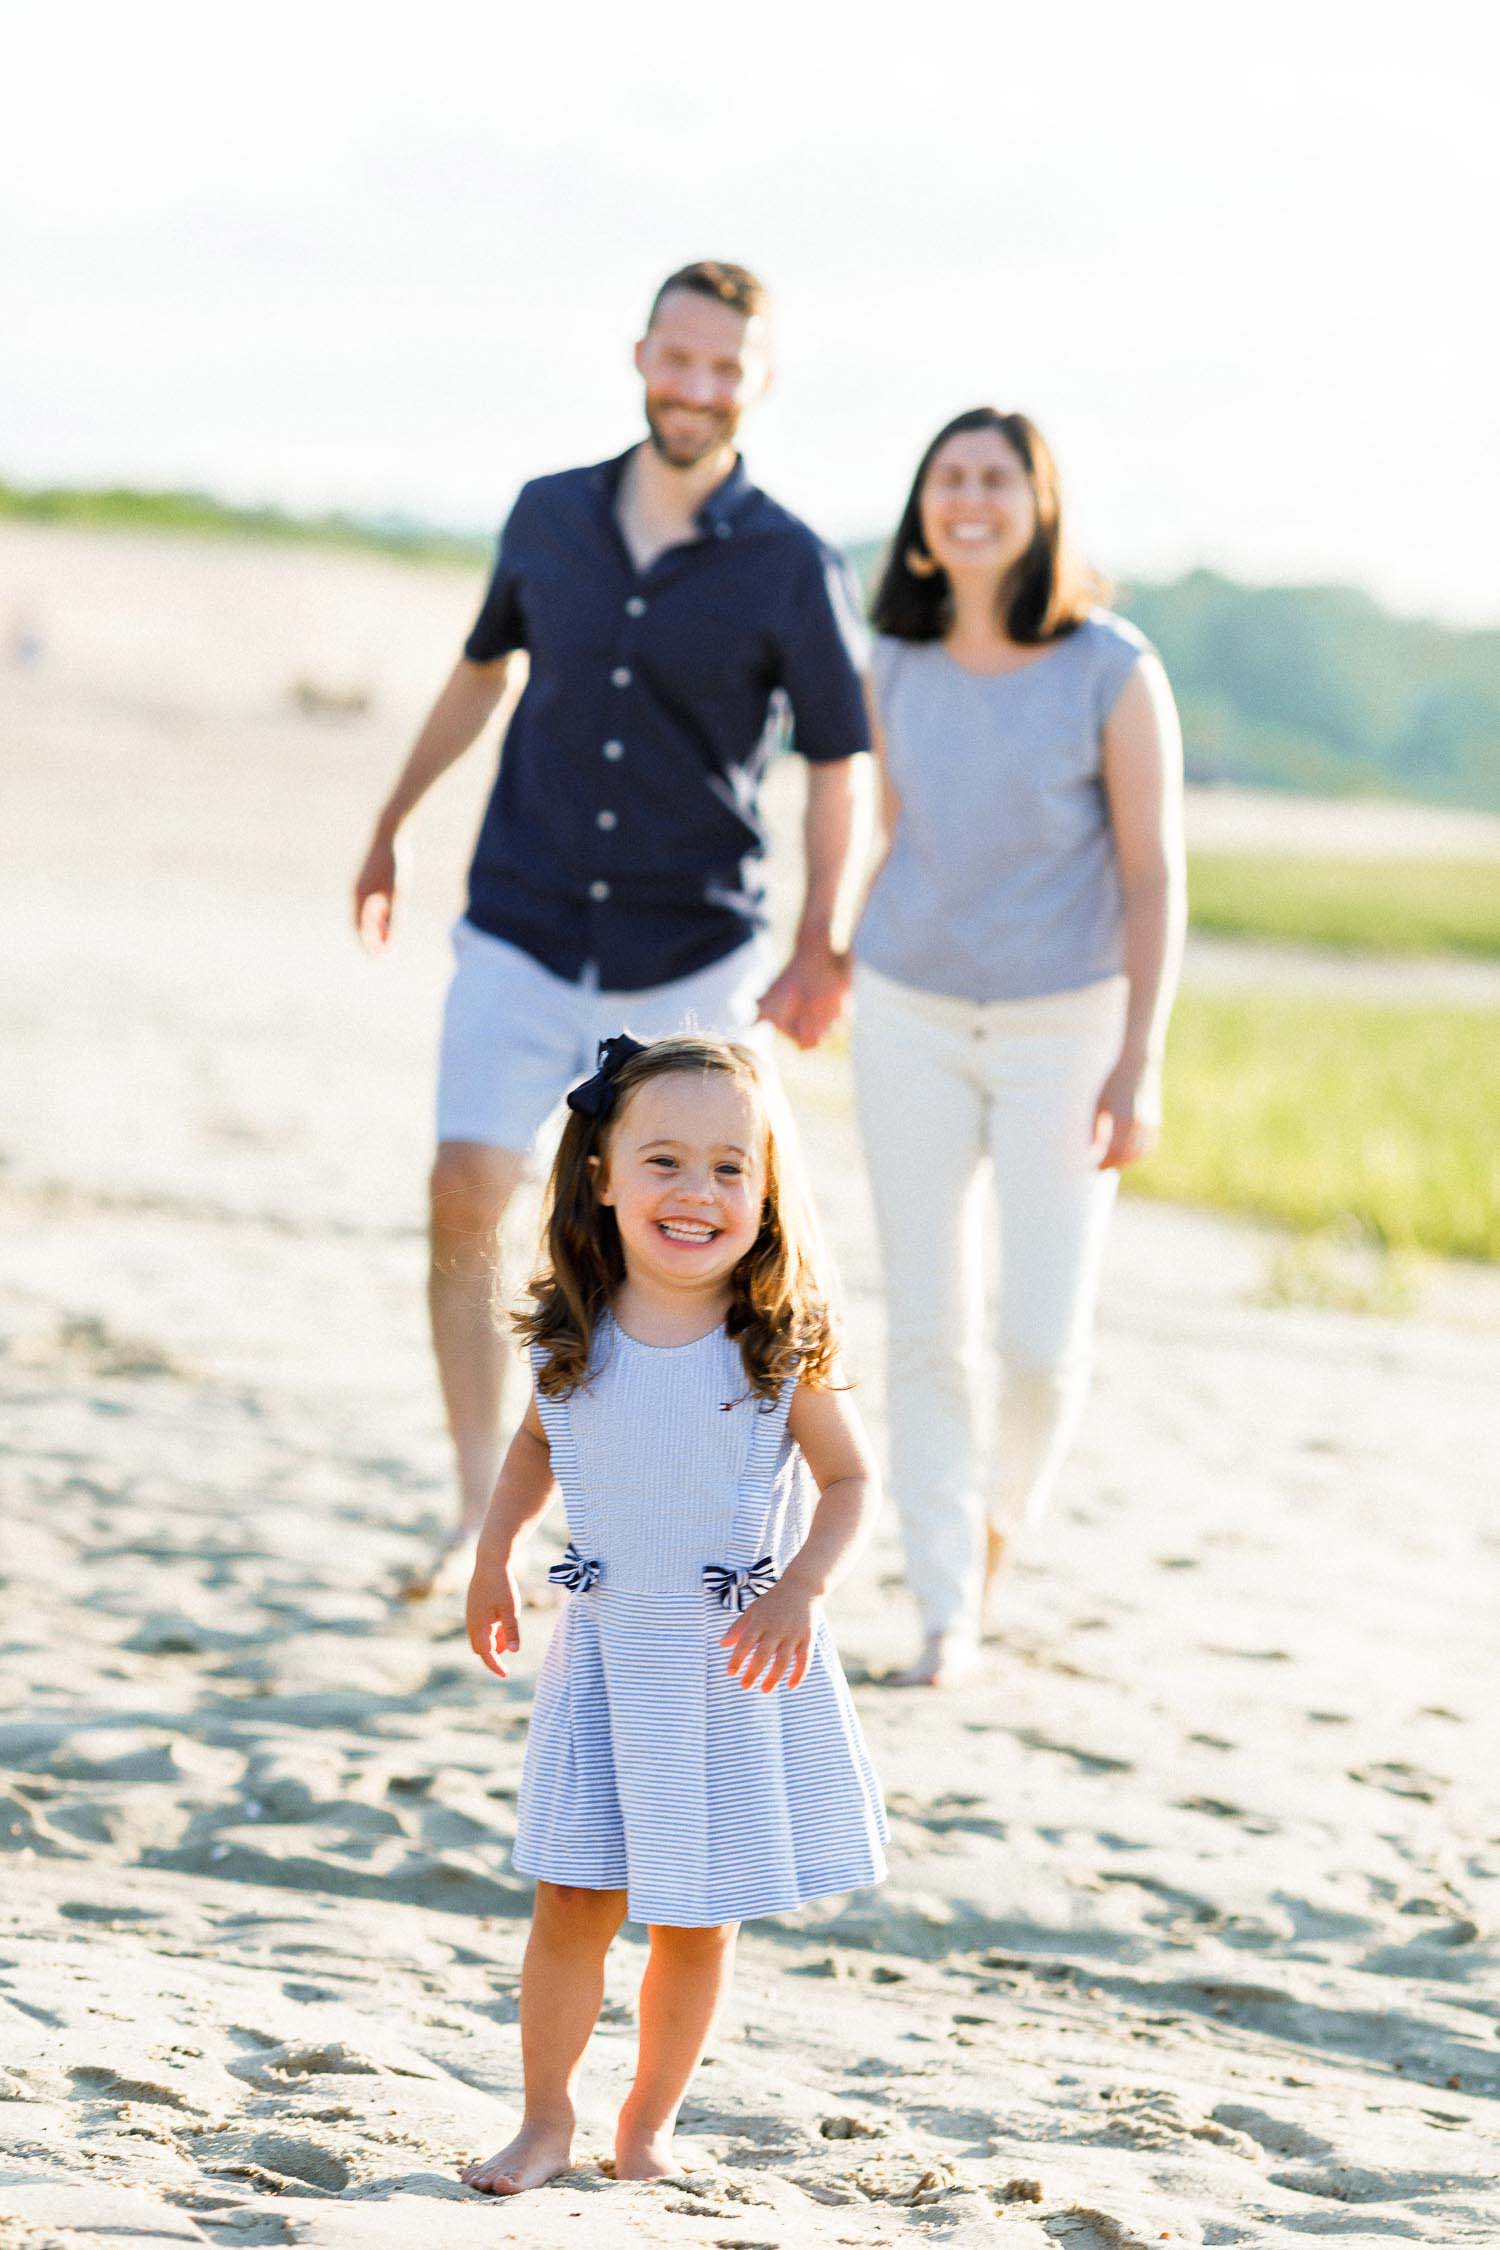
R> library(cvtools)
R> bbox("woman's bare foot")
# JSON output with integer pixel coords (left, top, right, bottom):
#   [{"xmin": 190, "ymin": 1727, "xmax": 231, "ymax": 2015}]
[
  {"xmin": 980, "ymin": 1525, "xmax": 1009, "ymax": 1636},
  {"xmin": 397, "ymin": 1524, "xmax": 478, "ymax": 1604},
  {"xmin": 887, "ymin": 1630, "xmax": 980, "ymax": 1688},
  {"xmin": 460, "ymin": 2109, "xmax": 574, "ymax": 2195}
]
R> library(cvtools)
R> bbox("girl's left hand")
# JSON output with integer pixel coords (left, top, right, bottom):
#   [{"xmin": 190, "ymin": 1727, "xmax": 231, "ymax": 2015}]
[
  {"xmin": 721, "ymin": 1581, "xmax": 820, "ymax": 1692},
  {"xmin": 1092, "ymin": 1055, "xmax": 1162, "ymax": 1171}
]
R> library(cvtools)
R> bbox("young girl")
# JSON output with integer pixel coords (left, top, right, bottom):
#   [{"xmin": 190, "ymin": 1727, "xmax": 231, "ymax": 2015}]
[{"xmin": 461, "ymin": 1032, "xmax": 887, "ymax": 2196}]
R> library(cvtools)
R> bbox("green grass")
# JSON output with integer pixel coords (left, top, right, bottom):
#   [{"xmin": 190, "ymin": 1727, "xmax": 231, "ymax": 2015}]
[
  {"xmin": 0, "ymin": 479, "xmax": 489, "ymax": 568},
  {"xmin": 1129, "ymin": 989, "xmax": 1500, "ymax": 1261},
  {"xmin": 1188, "ymin": 852, "xmax": 1500, "ymax": 959}
]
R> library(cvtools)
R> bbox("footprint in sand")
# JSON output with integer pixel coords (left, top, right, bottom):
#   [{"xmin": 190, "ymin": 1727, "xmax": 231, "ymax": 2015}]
[
  {"xmin": 68, "ymin": 2066, "xmax": 201, "ymax": 2113},
  {"xmin": 1201, "ymin": 1643, "xmax": 1293, "ymax": 1663},
  {"xmin": 1043, "ymin": 2205, "xmax": 1184, "ymax": 2248},
  {"xmin": 239, "ymin": 2133, "xmax": 351, "ymax": 2193},
  {"xmin": 1348, "ymin": 1760, "xmax": 1447, "ymax": 1803},
  {"xmin": 1091, "ymin": 2085, "xmax": 1259, "ymax": 2158},
  {"xmin": 1268, "ymin": 2159, "xmax": 1448, "ymax": 2203},
  {"xmin": 1174, "ymin": 1794, "xmax": 1245, "ymax": 1820},
  {"xmin": 0, "ymin": 1987, "xmax": 62, "ymax": 2030},
  {"xmin": 1014, "ymin": 1730, "xmax": 1134, "ymax": 1777},
  {"xmin": 58, "ymin": 1901, "xmax": 160, "ymax": 1926},
  {"xmin": 1210, "ymin": 2102, "xmax": 1332, "ymax": 2161},
  {"xmin": 43, "ymin": 1313, "xmax": 193, "ymax": 1382}
]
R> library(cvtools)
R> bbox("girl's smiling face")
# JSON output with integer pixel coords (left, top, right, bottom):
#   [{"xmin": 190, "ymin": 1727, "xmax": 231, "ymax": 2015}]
[{"xmin": 594, "ymin": 1070, "xmax": 766, "ymax": 1299}]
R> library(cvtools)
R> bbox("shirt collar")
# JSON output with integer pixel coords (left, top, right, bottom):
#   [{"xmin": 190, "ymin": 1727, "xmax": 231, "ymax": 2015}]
[
  {"xmin": 693, "ymin": 453, "xmax": 753, "ymax": 536},
  {"xmin": 592, "ymin": 445, "xmax": 755, "ymax": 541}
]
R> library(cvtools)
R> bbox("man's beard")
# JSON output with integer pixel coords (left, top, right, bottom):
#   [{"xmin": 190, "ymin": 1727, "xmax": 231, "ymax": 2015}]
[{"xmin": 644, "ymin": 396, "xmax": 735, "ymax": 470}]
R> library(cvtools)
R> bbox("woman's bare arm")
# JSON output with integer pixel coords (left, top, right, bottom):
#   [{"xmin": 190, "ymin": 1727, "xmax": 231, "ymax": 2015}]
[{"xmin": 1096, "ymin": 654, "xmax": 1187, "ymax": 1167}]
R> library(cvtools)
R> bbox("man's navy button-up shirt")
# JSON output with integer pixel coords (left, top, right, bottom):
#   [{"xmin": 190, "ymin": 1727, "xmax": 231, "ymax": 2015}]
[{"xmin": 460, "ymin": 448, "xmax": 871, "ymax": 991}]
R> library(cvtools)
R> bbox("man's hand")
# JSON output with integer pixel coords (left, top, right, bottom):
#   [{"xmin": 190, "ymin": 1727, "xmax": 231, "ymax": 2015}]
[
  {"xmin": 353, "ymin": 826, "xmax": 406, "ymax": 953},
  {"xmin": 352, "ymin": 653, "xmax": 511, "ymax": 954},
  {"xmin": 466, "ymin": 1552, "xmax": 522, "ymax": 1679},
  {"xmin": 756, "ymin": 942, "xmax": 851, "ymax": 1051}
]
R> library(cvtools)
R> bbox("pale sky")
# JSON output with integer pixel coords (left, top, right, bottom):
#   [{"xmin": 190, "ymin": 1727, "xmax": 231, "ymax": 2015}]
[{"xmin": 4, "ymin": 1, "xmax": 1496, "ymax": 620}]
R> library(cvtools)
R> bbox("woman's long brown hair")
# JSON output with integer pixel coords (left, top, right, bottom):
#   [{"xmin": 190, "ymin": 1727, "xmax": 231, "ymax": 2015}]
[
  {"xmin": 872, "ymin": 405, "xmax": 1105, "ymax": 645},
  {"xmin": 514, "ymin": 1036, "xmax": 839, "ymax": 1401}
]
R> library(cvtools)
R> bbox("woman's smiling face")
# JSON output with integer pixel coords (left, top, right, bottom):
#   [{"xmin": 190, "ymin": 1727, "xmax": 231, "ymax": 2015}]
[
  {"xmin": 594, "ymin": 1069, "xmax": 766, "ymax": 1297},
  {"xmin": 918, "ymin": 425, "xmax": 1037, "ymax": 585}
]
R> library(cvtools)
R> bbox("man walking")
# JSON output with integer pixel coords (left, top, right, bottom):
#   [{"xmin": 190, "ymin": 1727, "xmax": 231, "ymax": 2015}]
[{"xmin": 353, "ymin": 261, "xmax": 870, "ymax": 1591}]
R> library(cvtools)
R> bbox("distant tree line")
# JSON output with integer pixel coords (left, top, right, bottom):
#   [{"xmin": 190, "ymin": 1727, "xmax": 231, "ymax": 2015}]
[
  {"xmin": 1121, "ymin": 572, "xmax": 1500, "ymax": 812},
  {"xmin": 846, "ymin": 541, "xmax": 1500, "ymax": 814},
  {"xmin": 6, "ymin": 482, "xmax": 1496, "ymax": 813}
]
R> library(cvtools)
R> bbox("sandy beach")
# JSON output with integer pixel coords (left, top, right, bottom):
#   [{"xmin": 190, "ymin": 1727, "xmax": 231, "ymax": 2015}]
[{"xmin": 2, "ymin": 523, "xmax": 1497, "ymax": 2247}]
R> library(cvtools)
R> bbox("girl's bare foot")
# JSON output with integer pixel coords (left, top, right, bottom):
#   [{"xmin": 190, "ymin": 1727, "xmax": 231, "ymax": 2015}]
[
  {"xmin": 613, "ymin": 2114, "xmax": 681, "ymax": 2181},
  {"xmin": 887, "ymin": 1630, "xmax": 980, "ymax": 1688},
  {"xmin": 980, "ymin": 1524, "xmax": 1009, "ymax": 1636},
  {"xmin": 460, "ymin": 2110, "xmax": 574, "ymax": 2195}
]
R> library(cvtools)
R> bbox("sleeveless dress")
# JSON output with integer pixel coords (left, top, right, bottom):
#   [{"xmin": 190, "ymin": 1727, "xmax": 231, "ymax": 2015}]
[{"xmin": 512, "ymin": 1317, "xmax": 888, "ymax": 1926}]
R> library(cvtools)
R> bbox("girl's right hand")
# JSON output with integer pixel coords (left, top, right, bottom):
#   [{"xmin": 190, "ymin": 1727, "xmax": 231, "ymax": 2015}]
[{"xmin": 466, "ymin": 1555, "xmax": 522, "ymax": 1678}]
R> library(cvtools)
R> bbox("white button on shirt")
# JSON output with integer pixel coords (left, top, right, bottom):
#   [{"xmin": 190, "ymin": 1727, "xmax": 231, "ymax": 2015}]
[
  {"xmin": 603, "ymin": 740, "xmax": 625, "ymax": 761},
  {"xmin": 589, "ymin": 879, "xmax": 611, "ymax": 902},
  {"xmin": 625, "ymin": 596, "xmax": 646, "ymax": 617},
  {"xmin": 596, "ymin": 810, "xmax": 618, "ymax": 831},
  {"xmin": 611, "ymin": 666, "xmax": 632, "ymax": 688}
]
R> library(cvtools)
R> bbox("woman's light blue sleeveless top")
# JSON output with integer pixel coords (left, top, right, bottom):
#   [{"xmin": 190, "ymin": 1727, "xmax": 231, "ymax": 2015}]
[{"xmin": 854, "ymin": 611, "xmax": 1150, "ymax": 1004}]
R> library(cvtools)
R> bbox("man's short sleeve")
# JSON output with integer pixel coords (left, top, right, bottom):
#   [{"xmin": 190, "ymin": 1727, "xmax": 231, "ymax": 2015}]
[
  {"xmin": 774, "ymin": 542, "xmax": 873, "ymax": 763},
  {"xmin": 463, "ymin": 488, "xmax": 534, "ymax": 663}
]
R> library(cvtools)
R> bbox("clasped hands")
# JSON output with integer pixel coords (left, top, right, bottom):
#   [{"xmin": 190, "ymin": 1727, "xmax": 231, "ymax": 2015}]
[{"xmin": 755, "ymin": 942, "xmax": 850, "ymax": 1051}]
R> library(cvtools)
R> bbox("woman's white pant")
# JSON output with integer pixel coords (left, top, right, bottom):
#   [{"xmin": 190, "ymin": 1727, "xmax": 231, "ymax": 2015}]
[{"xmin": 852, "ymin": 962, "xmax": 1127, "ymax": 1639}]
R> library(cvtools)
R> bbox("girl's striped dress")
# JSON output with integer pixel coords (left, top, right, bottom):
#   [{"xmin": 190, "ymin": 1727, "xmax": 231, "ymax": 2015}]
[{"xmin": 512, "ymin": 1317, "xmax": 887, "ymax": 1926}]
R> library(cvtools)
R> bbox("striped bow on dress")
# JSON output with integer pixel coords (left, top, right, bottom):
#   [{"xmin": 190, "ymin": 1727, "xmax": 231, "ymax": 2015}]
[
  {"xmin": 702, "ymin": 1557, "xmax": 777, "ymax": 1612},
  {"xmin": 548, "ymin": 1542, "xmax": 601, "ymax": 1593}
]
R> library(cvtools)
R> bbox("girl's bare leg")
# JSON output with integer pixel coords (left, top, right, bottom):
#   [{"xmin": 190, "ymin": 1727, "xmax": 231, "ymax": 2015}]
[
  {"xmin": 615, "ymin": 1922, "xmax": 738, "ymax": 2180},
  {"xmin": 462, "ymin": 1882, "xmax": 627, "ymax": 2195}
]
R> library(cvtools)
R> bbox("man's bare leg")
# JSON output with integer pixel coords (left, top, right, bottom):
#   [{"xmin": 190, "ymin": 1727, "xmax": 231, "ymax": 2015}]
[
  {"xmin": 614, "ymin": 1923, "xmax": 737, "ymax": 2180},
  {"xmin": 462, "ymin": 1882, "xmax": 627, "ymax": 2195},
  {"xmin": 402, "ymin": 1139, "xmax": 529, "ymax": 1598}
]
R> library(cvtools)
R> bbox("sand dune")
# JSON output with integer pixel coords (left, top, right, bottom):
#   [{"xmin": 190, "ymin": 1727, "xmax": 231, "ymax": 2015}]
[{"xmin": 2, "ymin": 524, "xmax": 1497, "ymax": 2245}]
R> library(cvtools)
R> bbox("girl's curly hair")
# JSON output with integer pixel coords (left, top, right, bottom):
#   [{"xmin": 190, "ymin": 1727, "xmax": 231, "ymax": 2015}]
[{"xmin": 514, "ymin": 1035, "xmax": 839, "ymax": 1402}]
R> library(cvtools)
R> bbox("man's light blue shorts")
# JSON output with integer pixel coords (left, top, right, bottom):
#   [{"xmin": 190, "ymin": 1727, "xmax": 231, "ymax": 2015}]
[{"xmin": 435, "ymin": 920, "xmax": 772, "ymax": 1155}]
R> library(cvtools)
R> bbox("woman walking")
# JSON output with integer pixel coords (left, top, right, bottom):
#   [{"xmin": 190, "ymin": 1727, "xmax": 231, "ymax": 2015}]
[{"xmin": 853, "ymin": 408, "xmax": 1186, "ymax": 1686}]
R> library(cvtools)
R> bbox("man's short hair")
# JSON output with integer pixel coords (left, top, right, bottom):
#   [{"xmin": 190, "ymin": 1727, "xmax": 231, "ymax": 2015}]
[{"xmin": 646, "ymin": 261, "xmax": 770, "ymax": 331}]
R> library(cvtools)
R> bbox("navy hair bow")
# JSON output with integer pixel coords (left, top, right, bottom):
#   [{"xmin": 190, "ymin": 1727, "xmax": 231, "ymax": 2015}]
[
  {"xmin": 548, "ymin": 1542, "xmax": 601, "ymax": 1593},
  {"xmin": 702, "ymin": 1557, "xmax": 777, "ymax": 1613},
  {"xmin": 565, "ymin": 1033, "xmax": 649, "ymax": 1122}
]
